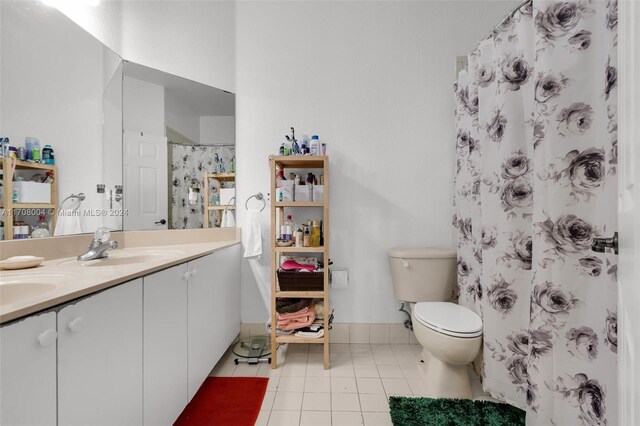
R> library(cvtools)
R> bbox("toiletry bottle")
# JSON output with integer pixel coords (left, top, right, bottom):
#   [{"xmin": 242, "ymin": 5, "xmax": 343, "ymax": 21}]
[
  {"xmin": 31, "ymin": 215, "xmax": 50, "ymax": 238},
  {"xmin": 303, "ymin": 225, "xmax": 311, "ymax": 247},
  {"xmin": 310, "ymin": 135, "xmax": 320, "ymax": 155},
  {"xmin": 311, "ymin": 220, "xmax": 321, "ymax": 247},
  {"xmin": 284, "ymin": 215, "xmax": 294, "ymax": 241},
  {"xmin": 295, "ymin": 227, "xmax": 303, "ymax": 247},
  {"xmin": 279, "ymin": 143, "xmax": 285, "ymax": 155},
  {"xmin": 42, "ymin": 145, "xmax": 54, "ymax": 164},
  {"xmin": 32, "ymin": 139, "xmax": 41, "ymax": 162}
]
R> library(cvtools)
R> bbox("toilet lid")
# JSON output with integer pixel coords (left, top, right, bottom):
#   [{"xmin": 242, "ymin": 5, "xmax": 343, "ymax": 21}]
[{"xmin": 414, "ymin": 302, "xmax": 483, "ymax": 338}]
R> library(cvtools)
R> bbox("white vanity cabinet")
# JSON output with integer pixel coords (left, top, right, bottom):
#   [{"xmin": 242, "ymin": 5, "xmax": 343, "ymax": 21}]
[
  {"xmin": 143, "ymin": 263, "xmax": 189, "ymax": 426},
  {"xmin": 57, "ymin": 279, "xmax": 143, "ymax": 426},
  {"xmin": 0, "ymin": 312, "xmax": 57, "ymax": 426}
]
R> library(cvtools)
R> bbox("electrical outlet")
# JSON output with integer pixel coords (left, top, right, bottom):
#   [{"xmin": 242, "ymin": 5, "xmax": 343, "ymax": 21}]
[{"xmin": 331, "ymin": 268, "xmax": 348, "ymax": 289}]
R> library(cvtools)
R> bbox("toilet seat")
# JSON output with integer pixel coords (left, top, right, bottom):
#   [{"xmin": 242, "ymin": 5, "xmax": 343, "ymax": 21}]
[{"xmin": 414, "ymin": 302, "xmax": 482, "ymax": 338}]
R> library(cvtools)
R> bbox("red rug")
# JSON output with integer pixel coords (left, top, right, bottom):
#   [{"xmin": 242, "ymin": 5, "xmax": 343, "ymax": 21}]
[{"xmin": 174, "ymin": 377, "xmax": 269, "ymax": 426}]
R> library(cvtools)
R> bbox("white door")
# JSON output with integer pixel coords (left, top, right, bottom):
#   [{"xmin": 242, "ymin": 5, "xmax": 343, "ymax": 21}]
[
  {"xmin": 123, "ymin": 130, "xmax": 168, "ymax": 230},
  {"xmin": 58, "ymin": 280, "xmax": 143, "ymax": 426},
  {"xmin": 187, "ymin": 253, "xmax": 219, "ymax": 399},
  {"xmin": 0, "ymin": 312, "xmax": 57, "ymax": 426},
  {"xmin": 143, "ymin": 264, "xmax": 188, "ymax": 426},
  {"xmin": 618, "ymin": 1, "xmax": 640, "ymax": 424}
]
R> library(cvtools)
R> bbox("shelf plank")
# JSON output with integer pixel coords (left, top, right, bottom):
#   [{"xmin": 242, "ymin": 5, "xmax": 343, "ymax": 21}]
[
  {"xmin": 207, "ymin": 205, "xmax": 235, "ymax": 211},
  {"xmin": 206, "ymin": 172, "xmax": 235, "ymax": 181},
  {"xmin": 276, "ymin": 335, "xmax": 325, "ymax": 344},
  {"xmin": 271, "ymin": 155, "xmax": 326, "ymax": 169},
  {"xmin": 275, "ymin": 201, "xmax": 323, "ymax": 208},
  {"xmin": 274, "ymin": 246, "xmax": 325, "ymax": 253},
  {"xmin": 275, "ymin": 290, "xmax": 325, "ymax": 298},
  {"xmin": 0, "ymin": 159, "xmax": 57, "ymax": 171},
  {"xmin": 11, "ymin": 203, "xmax": 56, "ymax": 209}
]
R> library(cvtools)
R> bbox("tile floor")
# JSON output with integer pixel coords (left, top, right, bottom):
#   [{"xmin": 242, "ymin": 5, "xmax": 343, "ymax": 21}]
[{"xmin": 210, "ymin": 342, "xmax": 498, "ymax": 426}]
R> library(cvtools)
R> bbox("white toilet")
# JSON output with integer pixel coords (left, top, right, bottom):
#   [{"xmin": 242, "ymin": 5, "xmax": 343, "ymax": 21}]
[{"xmin": 388, "ymin": 247, "xmax": 483, "ymax": 399}]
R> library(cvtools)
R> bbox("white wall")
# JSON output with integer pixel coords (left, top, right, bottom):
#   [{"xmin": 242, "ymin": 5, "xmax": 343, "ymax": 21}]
[
  {"xmin": 200, "ymin": 116, "xmax": 235, "ymax": 144},
  {"xmin": 235, "ymin": 1, "xmax": 517, "ymax": 323},
  {"xmin": 165, "ymin": 91, "xmax": 200, "ymax": 143},
  {"xmin": 123, "ymin": 77, "xmax": 165, "ymax": 136}
]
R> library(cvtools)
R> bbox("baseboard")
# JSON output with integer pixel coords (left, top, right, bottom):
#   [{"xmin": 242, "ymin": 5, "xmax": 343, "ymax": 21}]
[{"xmin": 240, "ymin": 322, "xmax": 419, "ymax": 345}]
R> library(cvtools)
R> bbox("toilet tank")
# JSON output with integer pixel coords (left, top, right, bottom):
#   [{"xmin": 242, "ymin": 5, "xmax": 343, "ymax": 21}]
[{"xmin": 388, "ymin": 247, "xmax": 457, "ymax": 303}]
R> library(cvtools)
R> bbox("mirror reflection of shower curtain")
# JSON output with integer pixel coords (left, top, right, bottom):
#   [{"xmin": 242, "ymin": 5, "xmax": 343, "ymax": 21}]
[
  {"xmin": 453, "ymin": 1, "xmax": 618, "ymax": 424},
  {"xmin": 169, "ymin": 142, "xmax": 235, "ymax": 229}
]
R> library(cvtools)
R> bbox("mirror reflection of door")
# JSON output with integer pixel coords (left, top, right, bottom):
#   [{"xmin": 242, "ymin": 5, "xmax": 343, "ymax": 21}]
[
  {"xmin": 123, "ymin": 131, "xmax": 168, "ymax": 230},
  {"xmin": 122, "ymin": 61, "xmax": 235, "ymax": 231}
]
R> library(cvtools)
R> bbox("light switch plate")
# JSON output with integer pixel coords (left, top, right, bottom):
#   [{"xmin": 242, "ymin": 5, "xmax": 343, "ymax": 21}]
[{"xmin": 331, "ymin": 268, "xmax": 348, "ymax": 289}]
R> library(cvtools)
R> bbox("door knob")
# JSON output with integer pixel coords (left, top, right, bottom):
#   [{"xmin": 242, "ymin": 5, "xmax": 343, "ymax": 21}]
[
  {"xmin": 68, "ymin": 317, "xmax": 86, "ymax": 334},
  {"xmin": 155, "ymin": 219, "xmax": 167, "ymax": 225},
  {"xmin": 592, "ymin": 232, "xmax": 618, "ymax": 255},
  {"xmin": 37, "ymin": 329, "xmax": 57, "ymax": 347}
]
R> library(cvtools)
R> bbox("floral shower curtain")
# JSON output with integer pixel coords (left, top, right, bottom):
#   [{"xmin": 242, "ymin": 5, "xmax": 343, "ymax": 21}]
[{"xmin": 454, "ymin": 1, "xmax": 618, "ymax": 424}]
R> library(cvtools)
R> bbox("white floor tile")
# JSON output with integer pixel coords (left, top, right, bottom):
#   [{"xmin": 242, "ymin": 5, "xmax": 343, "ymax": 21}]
[
  {"xmin": 304, "ymin": 376, "xmax": 331, "ymax": 393},
  {"xmin": 350, "ymin": 324, "xmax": 370, "ymax": 344},
  {"xmin": 278, "ymin": 376, "xmax": 305, "ymax": 392},
  {"xmin": 377, "ymin": 364, "xmax": 404, "ymax": 379},
  {"xmin": 330, "ymin": 362, "xmax": 355, "ymax": 378},
  {"xmin": 363, "ymin": 411, "xmax": 393, "ymax": 426},
  {"xmin": 331, "ymin": 393, "xmax": 361, "ymax": 411},
  {"xmin": 261, "ymin": 391, "xmax": 276, "ymax": 410},
  {"xmin": 407, "ymin": 378, "xmax": 429, "ymax": 395},
  {"xmin": 209, "ymin": 362, "xmax": 236, "ymax": 377},
  {"xmin": 267, "ymin": 376, "xmax": 281, "ymax": 392},
  {"xmin": 272, "ymin": 392, "xmax": 304, "ymax": 411},
  {"xmin": 330, "ymin": 324, "xmax": 349, "ymax": 344},
  {"xmin": 330, "ymin": 351, "xmax": 353, "ymax": 365},
  {"xmin": 285, "ymin": 352, "xmax": 309, "ymax": 363},
  {"xmin": 282, "ymin": 362, "xmax": 307, "ymax": 377},
  {"xmin": 305, "ymin": 363, "xmax": 332, "ymax": 377},
  {"xmin": 373, "ymin": 352, "xmax": 398, "ymax": 365},
  {"xmin": 332, "ymin": 411, "xmax": 364, "ymax": 426},
  {"xmin": 268, "ymin": 410, "xmax": 301, "ymax": 426},
  {"xmin": 388, "ymin": 325, "xmax": 410, "ymax": 345},
  {"xmin": 370, "ymin": 344, "xmax": 394, "ymax": 354},
  {"xmin": 309, "ymin": 343, "xmax": 325, "ymax": 353},
  {"xmin": 300, "ymin": 410, "xmax": 331, "ymax": 426},
  {"xmin": 287, "ymin": 343, "xmax": 310, "ymax": 354},
  {"xmin": 381, "ymin": 378, "xmax": 412, "ymax": 396},
  {"xmin": 302, "ymin": 392, "xmax": 331, "ymax": 411},
  {"xmin": 359, "ymin": 393, "xmax": 390, "ymax": 412},
  {"xmin": 354, "ymin": 364, "xmax": 379, "ymax": 378},
  {"xmin": 370, "ymin": 324, "xmax": 390, "ymax": 344},
  {"xmin": 331, "ymin": 343, "xmax": 352, "ymax": 353},
  {"xmin": 352, "ymin": 352, "xmax": 376, "ymax": 365},
  {"xmin": 331, "ymin": 377, "xmax": 358, "ymax": 393},
  {"xmin": 307, "ymin": 352, "xmax": 324, "ymax": 364},
  {"xmin": 356, "ymin": 377, "xmax": 385, "ymax": 394},
  {"xmin": 256, "ymin": 410, "xmax": 270, "ymax": 426},
  {"xmin": 350, "ymin": 343, "xmax": 372, "ymax": 354},
  {"xmin": 232, "ymin": 363, "xmax": 260, "ymax": 377}
]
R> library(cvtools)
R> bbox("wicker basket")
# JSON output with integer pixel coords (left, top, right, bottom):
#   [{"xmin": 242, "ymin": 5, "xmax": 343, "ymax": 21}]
[{"xmin": 277, "ymin": 269, "xmax": 324, "ymax": 291}]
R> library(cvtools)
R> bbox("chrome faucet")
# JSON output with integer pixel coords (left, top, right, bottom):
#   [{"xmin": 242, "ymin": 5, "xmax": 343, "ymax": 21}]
[{"xmin": 78, "ymin": 228, "xmax": 118, "ymax": 261}]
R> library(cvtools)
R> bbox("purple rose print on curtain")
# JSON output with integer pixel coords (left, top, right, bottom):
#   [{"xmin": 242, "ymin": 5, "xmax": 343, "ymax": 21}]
[{"xmin": 454, "ymin": 0, "xmax": 618, "ymax": 424}]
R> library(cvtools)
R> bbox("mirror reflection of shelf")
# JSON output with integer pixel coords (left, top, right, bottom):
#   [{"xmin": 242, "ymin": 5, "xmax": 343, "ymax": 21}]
[{"xmin": 203, "ymin": 172, "xmax": 235, "ymax": 228}]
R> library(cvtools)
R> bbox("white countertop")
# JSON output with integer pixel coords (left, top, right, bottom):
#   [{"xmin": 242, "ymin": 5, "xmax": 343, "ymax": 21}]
[{"xmin": 0, "ymin": 240, "xmax": 240, "ymax": 325}]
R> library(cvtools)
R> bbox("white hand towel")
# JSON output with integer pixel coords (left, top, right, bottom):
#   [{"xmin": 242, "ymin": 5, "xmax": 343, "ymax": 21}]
[
  {"xmin": 242, "ymin": 208, "xmax": 262, "ymax": 258},
  {"xmin": 221, "ymin": 209, "xmax": 236, "ymax": 228},
  {"xmin": 54, "ymin": 211, "xmax": 82, "ymax": 236}
]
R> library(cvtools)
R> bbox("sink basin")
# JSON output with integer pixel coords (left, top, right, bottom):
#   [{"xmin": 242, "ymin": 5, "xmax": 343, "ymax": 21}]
[
  {"xmin": 58, "ymin": 247, "xmax": 186, "ymax": 268},
  {"xmin": 0, "ymin": 283, "xmax": 57, "ymax": 305},
  {"xmin": 0, "ymin": 272, "xmax": 78, "ymax": 305}
]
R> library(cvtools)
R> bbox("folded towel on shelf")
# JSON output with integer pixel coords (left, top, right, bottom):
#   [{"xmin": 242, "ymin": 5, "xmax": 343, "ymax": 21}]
[
  {"xmin": 295, "ymin": 325, "xmax": 325, "ymax": 338},
  {"xmin": 242, "ymin": 208, "xmax": 262, "ymax": 258},
  {"xmin": 276, "ymin": 298, "xmax": 312, "ymax": 314},
  {"xmin": 266, "ymin": 318, "xmax": 294, "ymax": 335},
  {"xmin": 277, "ymin": 302, "xmax": 316, "ymax": 330}
]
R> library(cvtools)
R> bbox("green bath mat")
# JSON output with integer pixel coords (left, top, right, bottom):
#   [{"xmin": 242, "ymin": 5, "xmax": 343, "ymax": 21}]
[{"xmin": 388, "ymin": 396, "xmax": 526, "ymax": 426}]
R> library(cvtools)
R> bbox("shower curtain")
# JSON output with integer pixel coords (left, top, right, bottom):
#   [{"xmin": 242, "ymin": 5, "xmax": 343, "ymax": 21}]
[{"xmin": 454, "ymin": 1, "xmax": 618, "ymax": 424}]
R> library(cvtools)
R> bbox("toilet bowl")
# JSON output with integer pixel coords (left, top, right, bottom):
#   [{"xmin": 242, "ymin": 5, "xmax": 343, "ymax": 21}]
[
  {"xmin": 412, "ymin": 301, "xmax": 482, "ymax": 398},
  {"xmin": 388, "ymin": 247, "xmax": 483, "ymax": 399}
]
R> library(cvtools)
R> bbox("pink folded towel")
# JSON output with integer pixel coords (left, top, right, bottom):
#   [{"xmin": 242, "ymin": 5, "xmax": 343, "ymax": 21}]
[{"xmin": 277, "ymin": 302, "xmax": 316, "ymax": 330}]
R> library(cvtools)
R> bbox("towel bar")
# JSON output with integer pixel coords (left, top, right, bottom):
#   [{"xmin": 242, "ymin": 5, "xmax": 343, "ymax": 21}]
[{"xmin": 245, "ymin": 192, "xmax": 266, "ymax": 211}]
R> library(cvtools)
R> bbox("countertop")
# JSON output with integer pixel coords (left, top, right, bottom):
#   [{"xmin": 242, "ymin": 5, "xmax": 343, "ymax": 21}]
[{"xmin": 0, "ymin": 239, "xmax": 240, "ymax": 325}]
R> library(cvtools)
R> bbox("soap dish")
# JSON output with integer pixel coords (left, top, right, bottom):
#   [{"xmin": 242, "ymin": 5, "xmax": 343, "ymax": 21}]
[
  {"xmin": 276, "ymin": 239, "xmax": 293, "ymax": 247},
  {"xmin": 0, "ymin": 256, "xmax": 45, "ymax": 270}
]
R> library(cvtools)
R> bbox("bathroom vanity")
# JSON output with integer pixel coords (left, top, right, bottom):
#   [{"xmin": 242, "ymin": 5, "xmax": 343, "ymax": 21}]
[{"xmin": 0, "ymin": 230, "xmax": 241, "ymax": 426}]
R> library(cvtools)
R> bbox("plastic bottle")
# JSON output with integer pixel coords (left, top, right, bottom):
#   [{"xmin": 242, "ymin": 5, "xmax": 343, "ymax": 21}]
[
  {"xmin": 279, "ymin": 143, "xmax": 285, "ymax": 155},
  {"xmin": 283, "ymin": 140, "xmax": 291, "ymax": 156},
  {"xmin": 311, "ymin": 220, "xmax": 321, "ymax": 247},
  {"xmin": 283, "ymin": 215, "xmax": 294, "ymax": 241},
  {"xmin": 42, "ymin": 145, "xmax": 54, "ymax": 165},
  {"xmin": 303, "ymin": 225, "xmax": 311, "ymax": 247},
  {"xmin": 310, "ymin": 135, "xmax": 320, "ymax": 156},
  {"xmin": 295, "ymin": 228, "xmax": 303, "ymax": 247},
  {"xmin": 32, "ymin": 139, "xmax": 41, "ymax": 162}
]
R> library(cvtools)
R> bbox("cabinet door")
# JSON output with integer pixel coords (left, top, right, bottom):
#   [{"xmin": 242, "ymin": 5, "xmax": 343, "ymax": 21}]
[
  {"xmin": 187, "ymin": 253, "xmax": 219, "ymax": 399},
  {"xmin": 217, "ymin": 244, "xmax": 241, "ymax": 346},
  {"xmin": 58, "ymin": 279, "xmax": 143, "ymax": 426},
  {"xmin": 0, "ymin": 312, "xmax": 57, "ymax": 426},
  {"xmin": 143, "ymin": 264, "xmax": 188, "ymax": 426}
]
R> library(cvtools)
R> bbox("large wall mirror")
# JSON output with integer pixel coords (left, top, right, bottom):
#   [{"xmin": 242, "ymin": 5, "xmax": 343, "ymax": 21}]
[
  {"xmin": 122, "ymin": 62, "xmax": 236, "ymax": 231},
  {"xmin": 0, "ymin": 1, "xmax": 235, "ymax": 240},
  {"xmin": 0, "ymin": 0, "xmax": 123, "ymax": 238}
]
